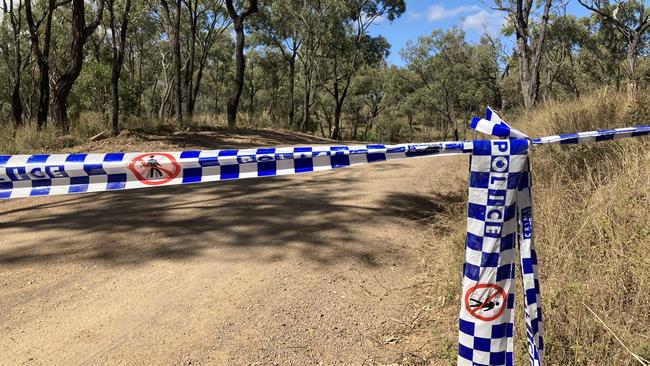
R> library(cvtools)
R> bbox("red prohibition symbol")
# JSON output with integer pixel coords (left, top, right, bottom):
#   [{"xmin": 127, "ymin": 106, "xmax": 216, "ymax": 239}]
[
  {"xmin": 464, "ymin": 283, "xmax": 507, "ymax": 322},
  {"xmin": 128, "ymin": 153, "xmax": 181, "ymax": 185}
]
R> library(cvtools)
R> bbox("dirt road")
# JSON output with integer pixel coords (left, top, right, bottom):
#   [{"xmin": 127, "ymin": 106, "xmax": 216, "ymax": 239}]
[{"xmin": 0, "ymin": 129, "xmax": 467, "ymax": 365}]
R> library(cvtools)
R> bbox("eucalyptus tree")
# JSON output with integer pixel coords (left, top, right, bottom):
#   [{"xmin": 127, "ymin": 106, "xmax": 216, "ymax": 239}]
[
  {"xmin": 294, "ymin": 0, "xmax": 322, "ymax": 132},
  {"xmin": 577, "ymin": 12, "xmax": 627, "ymax": 90},
  {"xmin": 383, "ymin": 66, "xmax": 420, "ymax": 137},
  {"xmin": 183, "ymin": 0, "xmax": 230, "ymax": 119},
  {"xmin": 578, "ymin": 0, "xmax": 650, "ymax": 97},
  {"xmin": 346, "ymin": 66, "xmax": 386, "ymax": 139},
  {"xmin": 51, "ymin": 0, "xmax": 105, "ymax": 132},
  {"xmin": 401, "ymin": 28, "xmax": 475, "ymax": 140},
  {"xmin": 225, "ymin": 0, "xmax": 258, "ymax": 128},
  {"xmin": 541, "ymin": 15, "xmax": 589, "ymax": 99},
  {"xmin": 160, "ymin": 0, "xmax": 183, "ymax": 127},
  {"xmin": 107, "ymin": 0, "xmax": 132, "ymax": 134},
  {"xmin": 123, "ymin": 3, "xmax": 161, "ymax": 118},
  {"xmin": 25, "ymin": 0, "xmax": 66, "ymax": 129},
  {"xmin": 253, "ymin": 0, "xmax": 303, "ymax": 128},
  {"xmin": 491, "ymin": 0, "xmax": 554, "ymax": 111},
  {"xmin": 1, "ymin": 0, "xmax": 26, "ymax": 126},
  {"xmin": 314, "ymin": 0, "xmax": 404, "ymax": 140}
]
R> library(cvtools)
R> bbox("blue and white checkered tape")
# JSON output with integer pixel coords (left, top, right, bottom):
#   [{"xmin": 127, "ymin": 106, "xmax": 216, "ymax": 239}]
[
  {"xmin": 532, "ymin": 125, "xmax": 650, "ymax": 144},
  {"xmin": 459, "ymin": 138, "xmax": 543, "ymax": 366},
  {"xmin": 471, "ymin": 107, "xmax": 530, "ymax": 140},
  {"xmin": 472, "ymin": 107, "xmax": 650, "ymax": 144},
  {"xmin": 0, "ymin": 142, "xmax": 471, "ymax": 199}
]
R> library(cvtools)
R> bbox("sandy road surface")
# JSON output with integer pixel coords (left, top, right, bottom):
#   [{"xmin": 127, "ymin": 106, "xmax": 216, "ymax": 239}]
[{"xmin": 0, "ymin": 130, "xmax": 467, "ymax": 365}]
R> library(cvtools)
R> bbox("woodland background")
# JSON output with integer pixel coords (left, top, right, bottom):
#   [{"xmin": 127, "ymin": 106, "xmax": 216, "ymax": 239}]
[{"xmin": 0, "ymin": 0, "xmax": 648, "ymax": 147}]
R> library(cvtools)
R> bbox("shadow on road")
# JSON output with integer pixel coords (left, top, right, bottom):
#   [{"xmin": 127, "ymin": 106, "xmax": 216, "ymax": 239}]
[
  {"xmin": 380, "ymin": 191, "xmax": 466, "ymax": 233},
  {"xmin": 0, "ymin": 129, "xmax": 466, "ymax": 268}
]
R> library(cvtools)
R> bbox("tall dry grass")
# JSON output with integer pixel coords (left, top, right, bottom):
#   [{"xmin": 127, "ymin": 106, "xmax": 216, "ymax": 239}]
[
  {"xmin": 514, "ymin": 90, "xmax": 650, "ymax": 365},
  {"xmin": 0, "ymin": 113, "xmax": 231, "ymax": 155}
]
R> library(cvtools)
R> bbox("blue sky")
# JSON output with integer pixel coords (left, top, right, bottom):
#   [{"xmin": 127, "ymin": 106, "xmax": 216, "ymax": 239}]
[{"xmin": 370, "ymin": 0, "xmax": 591, "ymax": 66}]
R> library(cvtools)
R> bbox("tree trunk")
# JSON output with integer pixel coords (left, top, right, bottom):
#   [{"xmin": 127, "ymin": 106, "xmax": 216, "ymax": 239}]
[
  {"xmin": 300, "ymin": 66, "xmax": 311, "ymax": 132},
  {"xmin": 331, "ymin": 101, "xmax": 342, "ymax": 140},
  {"xmin": 626, "ymin": 38, "xmax": 639, "ymax": 99},
  {"xmin": 248, "ymin": 56, "xmax": 255, "ymax": 118},
  {"xmin": 7, "ymin": 0, "xmax": 24, "ymax": 127},
  {"xmin": 288, "ymin": 54, "xmax": 296, "ymax": 129},
  {"xmin": 517, "ymin": 38, "xmax": 538, "ymax": 112},
  {"xmin": 109, "ymin": 0, "xmax": 132, "ymax": 135},
  {"xmin": 160, "ymin": 77, "xmax": 175, "ymax": 120},
  {"xmin": 25, "ymin": 0, "xmax": 56, "ymax": 130},
  {"xmin": 225, "ymin": 0, "xmax": 257, "ymax": 128},
  {"xmin": 352, "ymin": 108, "xmax": 361, "ymax": 140},
  {"xmin": 11, "ymin": 81, "xmax": 23, "ymax": 126},
  {"xmin": 36, "ymin": 65, "xmax": 50, "ymax": 129},
  {"xmin": 173, "ymin": 0, "xmax": 182, "ymax": 128},
  {"xmin": 51, "ymin": 0, "xmax": 104, "ymax": 132},
  {"xmin": 185, "ymin": 1, "xmax": 197, "ymax": 120},
  {"xmin": 160, "ymin": 0, "xmax": 182, "ymax": 127},
  {"xmin": 228, "ymin": 20, "xmax": 246, "ymax": 128},
  {"xmin": 508, "ymin": 0, "xmax": 552, "ymax": 112},
  {"xmin": 450, "ymin": 109, "xmax": 459, "ymax": 141}
]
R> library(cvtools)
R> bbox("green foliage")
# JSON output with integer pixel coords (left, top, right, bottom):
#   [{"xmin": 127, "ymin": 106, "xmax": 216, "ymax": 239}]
[
  {"xmin": 70, "ymin": 60, "xmax": 112, "ymax": 122},
  {"xmin": 0, "ymin": 0, "xmax": 648, "ymax": 142}
]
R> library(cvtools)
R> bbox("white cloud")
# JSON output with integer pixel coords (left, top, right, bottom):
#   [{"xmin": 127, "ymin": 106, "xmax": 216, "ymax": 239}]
[
  {"xmin": 407, "ymin": 11, "xmax": 423, "ymax": 20},
  {"xmin": 422, "ymin": 4, "xmax": 481, "ymax": 22},
  {"xmin": 462, "ymin": 10, "xmax": 507, "ymax": 36},
  {"xmin": 427, "ymin": 5, "xmax": 481, "ymax": 22}
]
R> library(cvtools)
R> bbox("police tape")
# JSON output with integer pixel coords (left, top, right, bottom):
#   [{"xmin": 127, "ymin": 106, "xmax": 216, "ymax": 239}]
[
  {"xmin": 1, "ymin": 108, "xmax": 649, "ymax": 366},
  {"xmin": 0, "ymin": 141, "xmax": 471, "ymax": 199}
]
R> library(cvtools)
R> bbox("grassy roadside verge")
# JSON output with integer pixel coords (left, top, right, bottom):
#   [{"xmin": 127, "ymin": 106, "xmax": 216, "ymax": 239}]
[
  {"xmin": 407, "ymin": 90, "xmax": 650, "ymax": 365},
  {"xmin": 519, "ymin": 91, "xmax": 650, "ymax": 365}
]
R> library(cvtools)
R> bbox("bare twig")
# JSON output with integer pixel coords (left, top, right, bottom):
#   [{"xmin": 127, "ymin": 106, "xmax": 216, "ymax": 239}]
[{"xmin": 581, "ymin": 302, "xmax": 650, "ymax": 365}]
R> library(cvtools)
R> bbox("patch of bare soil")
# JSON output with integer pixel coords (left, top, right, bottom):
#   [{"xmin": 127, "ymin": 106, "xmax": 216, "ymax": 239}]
[{"xmin": 0, "ymin": 128, "xmax": 468, "ymax": 365}]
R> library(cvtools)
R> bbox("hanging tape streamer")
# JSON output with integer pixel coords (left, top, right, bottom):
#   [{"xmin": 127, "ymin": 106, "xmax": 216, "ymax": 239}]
[{"xmin": 460, "ymin": 109, "xmax": 541, "ymax": 366}]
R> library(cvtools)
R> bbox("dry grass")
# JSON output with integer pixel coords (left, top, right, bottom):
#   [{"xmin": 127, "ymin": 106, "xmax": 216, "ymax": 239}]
[
  {"xmin": 0, "ymin": 112, "xmax": 247, "ymax": 155},
  {"xmin": 406, "ymin": 89, "xmax": 649, "ymax": 365},
  {"xmin": 514, "ymin": 90, "xmax": 650, "ymax": 365}
]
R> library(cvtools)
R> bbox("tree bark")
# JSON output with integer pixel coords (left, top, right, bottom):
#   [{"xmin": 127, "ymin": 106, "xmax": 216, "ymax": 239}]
[
  {"xmin": 248, "ymin": 55, "xmax": 255, "ymax": 117},
  {"xmin": 3, "ymin": 0, "xmax": 25, "ymax": 126},
  {"xmin": 160, "ymin": 0, "xmax": 183, "ymax": 128},
  {"xmin": 184, "ymin": 0, "xmax": 197, "ymax": 119},
  {"xmin": 300, "ymin": 64, "xmax": 311, "ymax": 132},
  {"xmin": 625, "ymin": 36, "xmax": 640, "ymax": 98},
  {"xmin": 51, "ymin": 0, "xmax": 105, "ymax": 132},
  {"xmin": 331, "ymin": 100, "xmax": 343, "ymax": 140},
  {"xmin": 225, "ymin": 0, "xmax": 258, "ymax": 128},
  {"xmin": 173, "ymin": 0, "xmax": 182, "ymax": 127},
  {"xmin": 228, "ymin": 19, "xmax": 246, "ymax": 127},
  {"xmin": 25, "ymin": 0, "xmax": 57, "ymax": 129},
  {"xmin": 497, "ymin": 0, "xmax": 552, "ymax": 111},
  {"xmin": 183, "ymin": 0, "xmax": 227, "ymax": 119},
  {"xmin": 288, "ymin": 52, "xmax": 296, "ymax": 129},
  {"xmin": 109, "ymin": 0, "xmax": 132, "ymax": 135}
]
